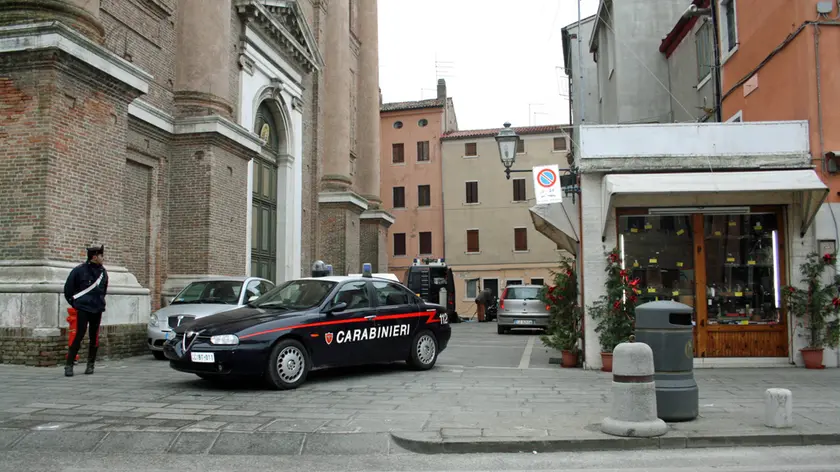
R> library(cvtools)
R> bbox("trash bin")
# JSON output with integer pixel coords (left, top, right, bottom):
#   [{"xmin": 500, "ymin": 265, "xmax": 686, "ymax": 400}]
[{"xmin": 634, "ymin": 300, "xmax": 698, "ymax": 422}]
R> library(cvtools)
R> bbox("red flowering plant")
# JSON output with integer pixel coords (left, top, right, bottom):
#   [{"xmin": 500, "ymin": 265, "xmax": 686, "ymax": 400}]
[
  {"xmin": 539, "ymin": 257, "xmax": 582, "ymax": 354},
  {"xmin": 589, "ymin": 248, "xmax": 638, "ymax": 353},
  {"xmin": 782, "ymin": 252, "xmax": 840, "ymax": 350}
]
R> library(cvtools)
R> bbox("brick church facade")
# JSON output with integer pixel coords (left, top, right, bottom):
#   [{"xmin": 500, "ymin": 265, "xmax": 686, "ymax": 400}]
[{"xmin": 0, "ymin": 0, "xmax": 391, "ymax": 365}]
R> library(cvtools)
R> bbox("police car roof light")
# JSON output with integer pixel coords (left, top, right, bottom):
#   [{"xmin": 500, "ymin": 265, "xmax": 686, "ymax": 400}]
[{"xmin": 362, "ymin": 263, "xmax": 372, "ymax": 277}]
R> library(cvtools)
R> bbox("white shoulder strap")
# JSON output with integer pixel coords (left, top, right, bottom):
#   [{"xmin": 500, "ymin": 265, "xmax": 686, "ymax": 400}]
[{"xmin": 72, "ymin": 272, "xmax": 105, "ymax": 300}]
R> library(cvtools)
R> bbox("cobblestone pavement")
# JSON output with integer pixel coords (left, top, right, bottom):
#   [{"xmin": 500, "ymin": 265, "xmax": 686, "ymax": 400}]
[{"xmin": 0, "ymin": 322, "xmax": 838, "ymax": 455}]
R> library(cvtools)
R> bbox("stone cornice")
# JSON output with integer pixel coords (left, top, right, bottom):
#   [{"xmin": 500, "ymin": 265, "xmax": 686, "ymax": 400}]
[
  {"xmin": 0, "ymin": 21, "xmax": 151, "ymax": 94},
  {"xmin": 360, "ymin": 210, "xmax": 395, "ymax": 226},
  {"xmin": 234, "ymin": 0, "xmax": 325, "ymax": 73},
  {"xmin": 318, "ymin": 191, "xmax": 368, "ymax": 212},
  {"xmin": 174, "ymin": 115, "xmax": 263, "ymax": 153},
  {"xmin": 129, "ymin": 99, "xmax": 175, "ymax": 133}
]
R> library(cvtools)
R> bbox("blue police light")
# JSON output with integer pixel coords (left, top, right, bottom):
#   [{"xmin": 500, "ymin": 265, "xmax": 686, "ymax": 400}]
[
  {"xmin": 326, "ymin": 264, "xmax": 333, "ymax": 275},
  {"xmin": 362, "ymin": 263, "xmax": 372, "ymax": 278}
]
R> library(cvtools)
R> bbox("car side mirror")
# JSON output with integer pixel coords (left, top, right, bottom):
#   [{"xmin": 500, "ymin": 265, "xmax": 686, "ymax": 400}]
[
  {"xmin": 326, "ymin": 302, "xmax": 347, "ymax": 314},
  {"xmin": 248, "ymin": 295, "xmax": 259, "ymax": 302}
]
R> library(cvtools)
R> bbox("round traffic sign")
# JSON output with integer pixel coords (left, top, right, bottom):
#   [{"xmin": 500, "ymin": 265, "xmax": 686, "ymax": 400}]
[{"xmin": 537, "ymin": 168, "xmax": 557, "ymax": 188}]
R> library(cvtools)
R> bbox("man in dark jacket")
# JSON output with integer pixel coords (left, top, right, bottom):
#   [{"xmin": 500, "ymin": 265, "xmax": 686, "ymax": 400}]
[{"xmin": 63, "ymin": 245, "xmax": 109, "ymax": 377}]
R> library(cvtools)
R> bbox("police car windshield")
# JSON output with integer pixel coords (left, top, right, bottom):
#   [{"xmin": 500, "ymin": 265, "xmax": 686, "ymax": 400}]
[
  {"xmin": 254, "ymin": 279, "xmax": 337, "ymax": 310},
  {"xmin": 170, "ymin": 281, "xmax": 241, "ymax": 305}
]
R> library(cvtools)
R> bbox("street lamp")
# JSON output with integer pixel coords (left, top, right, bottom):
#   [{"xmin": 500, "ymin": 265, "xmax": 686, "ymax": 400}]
[{"xmin": 495, "ymin": 122, "xmax": 528, "ymax": 180}]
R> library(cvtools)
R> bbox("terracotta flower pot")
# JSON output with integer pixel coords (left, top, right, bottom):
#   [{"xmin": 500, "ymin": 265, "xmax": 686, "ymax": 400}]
[
  {"xmin": 561, "ymin": 350, "xmax": 578, "ymax": 368},
  {"xmin": 801, "ymin": 347, "xmax": 824, "ymax": 369},
  {"xmin": 600, "ymin": 352, "xmax": 613, "ymax": 372}
]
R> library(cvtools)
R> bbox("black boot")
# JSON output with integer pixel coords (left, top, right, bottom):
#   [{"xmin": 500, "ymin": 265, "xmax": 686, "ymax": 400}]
[
  {"xmin": 84, "ymin": 362, "xmax": 95, "ymax": 375},
  {"xmin": 64, "ymin": 364, "xmax": 74, "ymax": 377},
  {"xmin": 85, "ymin": 346, "xmax": 98, "ymax": 374}
]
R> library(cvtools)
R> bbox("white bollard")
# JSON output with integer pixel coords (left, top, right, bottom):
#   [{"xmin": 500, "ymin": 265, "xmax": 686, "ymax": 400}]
[
  {"xmin": 764, "ymin": 388, "xmax": 794, "ymax": 429},
  {"xmin": 601, "ymin": 341, "xmax": 668, "ymax": 438}
]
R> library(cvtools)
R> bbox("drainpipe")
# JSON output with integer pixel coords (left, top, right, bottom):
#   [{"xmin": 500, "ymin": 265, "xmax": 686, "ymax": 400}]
[{"xmin": 710, "ymin": 0, "xmax": 723, "ymax": 122}]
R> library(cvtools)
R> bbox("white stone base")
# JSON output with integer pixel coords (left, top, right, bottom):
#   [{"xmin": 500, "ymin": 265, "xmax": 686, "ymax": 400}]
[
  {"xmin": 0, "ymin": 260, "xmax": 150, "ymax": 329},
  {"xmin": 601, "ymin": 416, "xmax": 668, "ymax": 438},
  {"xmin": 764, "ymin": 388, "xmax": 794, "ymax": 429}
]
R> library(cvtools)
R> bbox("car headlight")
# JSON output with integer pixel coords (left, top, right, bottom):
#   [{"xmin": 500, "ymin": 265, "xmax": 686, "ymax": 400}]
[
  {"xmin": 148, "ymin": 313, "xmax": 158, "ymax": 327},
  {"xmin": 210, "ymin": 335, "xmax": 239, "ymax": 345}
]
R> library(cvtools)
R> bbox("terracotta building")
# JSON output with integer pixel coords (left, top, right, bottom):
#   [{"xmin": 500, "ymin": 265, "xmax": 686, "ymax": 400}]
[
  {"xmin": 379, "ymin": 80, "xmax": 458, "ymax": 281},
  {"xmin": 0, "ymin": 0, "xmax": 389, "ymax": 365}
]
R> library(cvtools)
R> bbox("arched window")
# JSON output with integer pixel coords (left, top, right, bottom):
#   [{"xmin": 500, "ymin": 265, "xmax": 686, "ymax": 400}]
[{"xmin": 254, "ymin": 102, "xmax": 280, "ymax": 152}]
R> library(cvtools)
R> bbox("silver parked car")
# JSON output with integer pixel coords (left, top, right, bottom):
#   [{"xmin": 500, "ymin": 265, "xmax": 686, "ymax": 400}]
[
  {"xmin": 497, "ymin": 285, "xmax": 550, "ymax": 334},
  {"xmin": 147, "ymin": 277, "xmax": 274, "ymax": 359}
]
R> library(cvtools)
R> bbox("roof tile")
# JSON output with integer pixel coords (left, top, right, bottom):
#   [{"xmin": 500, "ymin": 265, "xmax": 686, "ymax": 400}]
[{"xmin": 441, "ymin": 124, "xmax": 570, "ymax": 140}]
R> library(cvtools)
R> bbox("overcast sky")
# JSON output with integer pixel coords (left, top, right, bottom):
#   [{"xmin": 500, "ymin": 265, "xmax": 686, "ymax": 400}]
[{"xmin": 378, "ymin": 0, "xmax": 600, "ymax": 130}]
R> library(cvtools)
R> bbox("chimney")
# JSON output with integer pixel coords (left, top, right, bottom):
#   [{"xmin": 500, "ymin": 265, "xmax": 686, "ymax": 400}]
[{"xmin": 437, "ymin": 79, "xmax": 446, "ymax": 100}]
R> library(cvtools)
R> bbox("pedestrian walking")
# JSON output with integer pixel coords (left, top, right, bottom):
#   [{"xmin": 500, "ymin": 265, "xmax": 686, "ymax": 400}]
[
  {"xmin": 475, "ymin": 284, "xmax": 492, "ymax": 322},
  {"xmin": 63, "ymin": 245, "xmax": 109, "ymax": 377}
]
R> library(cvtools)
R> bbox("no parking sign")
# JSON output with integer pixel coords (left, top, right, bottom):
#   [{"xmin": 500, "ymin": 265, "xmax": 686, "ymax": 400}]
[{"xmin": 533, "ymin": 164, "xmax": 562, "ymax": 204}]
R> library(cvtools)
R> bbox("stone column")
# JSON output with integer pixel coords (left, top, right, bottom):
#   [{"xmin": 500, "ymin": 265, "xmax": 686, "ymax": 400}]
[
  {"xmin": 356, "ymin": 0, "xmax": 380, "ymax": 207},
  {"xmin": 320, "ymin": 0, "xmax": 351, "ymax": 189},
  {"xmin": 174, "ymin": 0, "xmax": 232, "ymax": 118},
  {"xmin": 354, "ymin": 0, "xmax": 393, "ymax": 272},
  {"xmin": 0, "ymin": 0, "xmax": 105, "ymax": 43}
]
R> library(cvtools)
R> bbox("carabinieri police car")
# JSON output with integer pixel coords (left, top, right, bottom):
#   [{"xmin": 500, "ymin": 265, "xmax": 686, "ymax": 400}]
[{"xmin": 163, "ymin": 263, "xmax": 451, "ymax": 390}]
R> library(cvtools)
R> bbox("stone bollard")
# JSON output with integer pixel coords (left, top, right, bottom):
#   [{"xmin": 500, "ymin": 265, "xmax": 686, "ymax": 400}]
[
  {"xmin": 601, "ymin": 341, "xmax": 668, "ymax": 438},
  {"xmin": 764, "ymin": 388, "xmax": 794, "ymax": 429}
]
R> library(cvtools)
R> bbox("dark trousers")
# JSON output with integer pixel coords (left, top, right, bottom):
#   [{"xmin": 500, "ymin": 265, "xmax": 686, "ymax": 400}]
[{"xmin": 67, "ymin": 310, "xmax": 102, "ymax": 366}]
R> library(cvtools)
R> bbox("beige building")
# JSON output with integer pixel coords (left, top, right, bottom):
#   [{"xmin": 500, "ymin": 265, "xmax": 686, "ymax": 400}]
[
  {"xmin": 379, "ymin": 80, "xmax": 458, "ymax": 281},
  {"xmin": 441, "ymin": 125, "xmax": 573, "ymax": 316}
]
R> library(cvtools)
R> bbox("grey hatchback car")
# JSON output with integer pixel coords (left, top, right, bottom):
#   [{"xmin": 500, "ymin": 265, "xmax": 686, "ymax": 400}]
[{"xmin": 496, "ymin": 285, "xmax": 550, "ymax": 334}]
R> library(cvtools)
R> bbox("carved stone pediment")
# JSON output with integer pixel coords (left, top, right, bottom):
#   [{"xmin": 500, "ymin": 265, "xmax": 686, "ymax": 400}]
[{"xmin": 234, "ymin": 0, "xmax": 324, "ymax": 73}]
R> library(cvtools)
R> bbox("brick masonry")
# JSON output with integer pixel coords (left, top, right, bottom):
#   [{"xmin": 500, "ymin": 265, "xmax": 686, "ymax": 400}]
[
  {"xmin": 0, "ymin": 324, "xmax": 148, "ymax": 367},
  {"xmin": 319, "ymin": 204, "xmax": 362, "ymax": 276}
]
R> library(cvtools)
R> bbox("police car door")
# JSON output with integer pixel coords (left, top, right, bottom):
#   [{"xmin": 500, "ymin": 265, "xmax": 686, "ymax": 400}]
[
  {"xmin": 370, "ymin": 280, "xmax": 422, "ymax": 362},
  {"xmin": 315, "ymin": 280, "xmax": 376, "ymax": 367}
]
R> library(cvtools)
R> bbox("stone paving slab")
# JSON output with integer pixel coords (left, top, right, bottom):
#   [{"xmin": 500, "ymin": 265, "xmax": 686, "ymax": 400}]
[{"xmin": 0, "ymin": 323, "xmax": 838, "ymax": 455}]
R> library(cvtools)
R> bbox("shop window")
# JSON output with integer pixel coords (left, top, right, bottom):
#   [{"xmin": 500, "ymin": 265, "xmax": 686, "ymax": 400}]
[
  {"xmin": 619, "ymin": 214, "xmax": 696, "ymax": 319},
  {"xmin": 531, "ymin": 278, "xmax": 545, "ymax": 286},
  {"xmin": 466, "ymin": 278, "xmax": 479, "ymax": 299},
  {"xmin": 704, "ymin": 213, "xmax": 780, "ymax": 325}
]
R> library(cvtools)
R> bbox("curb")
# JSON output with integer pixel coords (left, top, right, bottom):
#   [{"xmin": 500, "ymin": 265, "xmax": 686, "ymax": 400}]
[{"xmin": 389, "ymin": 431, "xmax": 840, "ymax": 454}]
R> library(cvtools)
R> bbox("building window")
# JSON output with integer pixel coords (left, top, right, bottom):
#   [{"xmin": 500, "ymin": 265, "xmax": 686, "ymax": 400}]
[
  {"xmin": 465, "ymin": 181, "xmax": 479, "ymax": 204},
  {"xmin": 251, "ymin": 102, "xmax": 279, "ymax": 283},
  {"xmin": 467, "ymin": 229, "xmax": 480, "ymax": 253},
  {"xmin": 696, "ymin": 21, "xmax": 713, "ymax": 82},
  {"xmin": 393, "ymin": 233, "xmax": 406, "ymax": 256},
  {"xmin": 392, "ymin": 143, "xmax": 404, "ymax": 163},
  {"xmin": 513, "ymin": 179, "xmax": 526, "ymax": 202},
  {"xmin": 465, "ymin": 142, "xmax": 477, "ymax": 157},
  {"xmin": 466, "ymin": 278, "xmax": 479, "ymax": 299},
  {"xmin": 721, "ymin": 0, "xmax": 738, "ymax": 53},
  {"xmin": 393, "ymin": 121, "xmax": 403, "ymax": 129},
  {"xmin": 514, "ymin": 227, "xmax": 528, "ymax": 251},
  {"xmin": 393, "ymin": 186, "xmax": 405, "ymax": 208},
  {"xmin": 417, "ymin": 141, "xmax": 430, "ymax": 162},
  {"xmin": 553, "ymin": 137, "xmax": 567, "ymax": 151},
  {"xmin": 506, "ymin": 279, "xmax": 523, "ymax": 286},
  {"xmin": 531, "ymin": 278, "xmax": 545, "ymax": 286},
  {"xmin": 418, "ymin": 184, "xmax": 431, "ymax": 207},
  {"xmin": 418, "ymin": 118, "xmax": 428, "ymax": 127},
  {"xmin": 419, "ymin": 232, "xmax": 432, "ymax": 255},
  {"xmin": 516, "ymin": 138, "xmax": 525, "ymax": 154}
]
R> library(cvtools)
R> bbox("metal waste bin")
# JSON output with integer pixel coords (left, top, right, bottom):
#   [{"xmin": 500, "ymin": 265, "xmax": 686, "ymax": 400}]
[{"xmin": 634, "ymin": 300, "xmax": 698, "ymax": 421}]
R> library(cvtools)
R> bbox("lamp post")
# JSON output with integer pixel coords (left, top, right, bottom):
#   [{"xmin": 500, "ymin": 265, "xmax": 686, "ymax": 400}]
[
  {"xmin": 495, "ymin": 122, "xmax": 529, "ymax": 180},
  {"xmin": 494, "ymin": 122, "xmax": 582, "ymax": 203}
]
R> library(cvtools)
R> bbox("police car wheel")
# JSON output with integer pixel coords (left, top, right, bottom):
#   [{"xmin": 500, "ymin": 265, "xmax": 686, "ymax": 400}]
[
  {"xmin": 266, "ymin": 339, "xmax": 310, "ymax": 390},
  {"xmin": 407, "ymin": 330, "xmax": 438, "ymax": 370}
]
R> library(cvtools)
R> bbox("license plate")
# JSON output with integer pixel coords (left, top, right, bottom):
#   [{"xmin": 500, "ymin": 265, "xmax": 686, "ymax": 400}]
[
  {"xmin": 514, "ymin": 320, "xmax": 535, "ymax": 325},
  {"xmin": 190, "ymin": 352, "xmax": 215, "ymax": 363}
]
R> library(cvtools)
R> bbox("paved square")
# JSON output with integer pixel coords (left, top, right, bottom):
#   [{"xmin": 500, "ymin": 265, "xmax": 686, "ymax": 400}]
[{"xmin": 0, "ymin": 322, "xmax": 838, "ymax": 455}]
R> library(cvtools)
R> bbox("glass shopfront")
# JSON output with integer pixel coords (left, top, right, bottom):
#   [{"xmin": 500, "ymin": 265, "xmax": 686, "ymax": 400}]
[{"xmin": 618, "ymin": 208, "xmax": 787, "ymax": 358}]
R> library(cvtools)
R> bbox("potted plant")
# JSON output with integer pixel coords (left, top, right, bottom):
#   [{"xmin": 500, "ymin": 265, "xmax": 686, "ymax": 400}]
[
  {"xmin": 782, "ymin": 251, "xmax": 840, "ymax": 369},
  {"xmin": 589, "ymin": 248, "xmax": 638, "ymax": 372},
  {"xmin": 540, "ymin": 258, "xmax": 582, "ymax": 368}
]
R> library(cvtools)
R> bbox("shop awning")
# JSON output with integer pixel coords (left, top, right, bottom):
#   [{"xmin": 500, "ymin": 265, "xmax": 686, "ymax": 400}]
[
  {"xmin": 530, "ymin": 201, "xmax": 579, "ymax": 256},
  {"xmin": 601, "ymin": 169, "xmax": 829, "ymax": 239}
]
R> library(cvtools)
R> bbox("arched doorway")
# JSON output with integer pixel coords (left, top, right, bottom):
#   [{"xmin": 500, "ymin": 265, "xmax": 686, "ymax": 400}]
[{"xmin": 251, "ymin": 101, "xmax": 283, "ymax": 282}]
